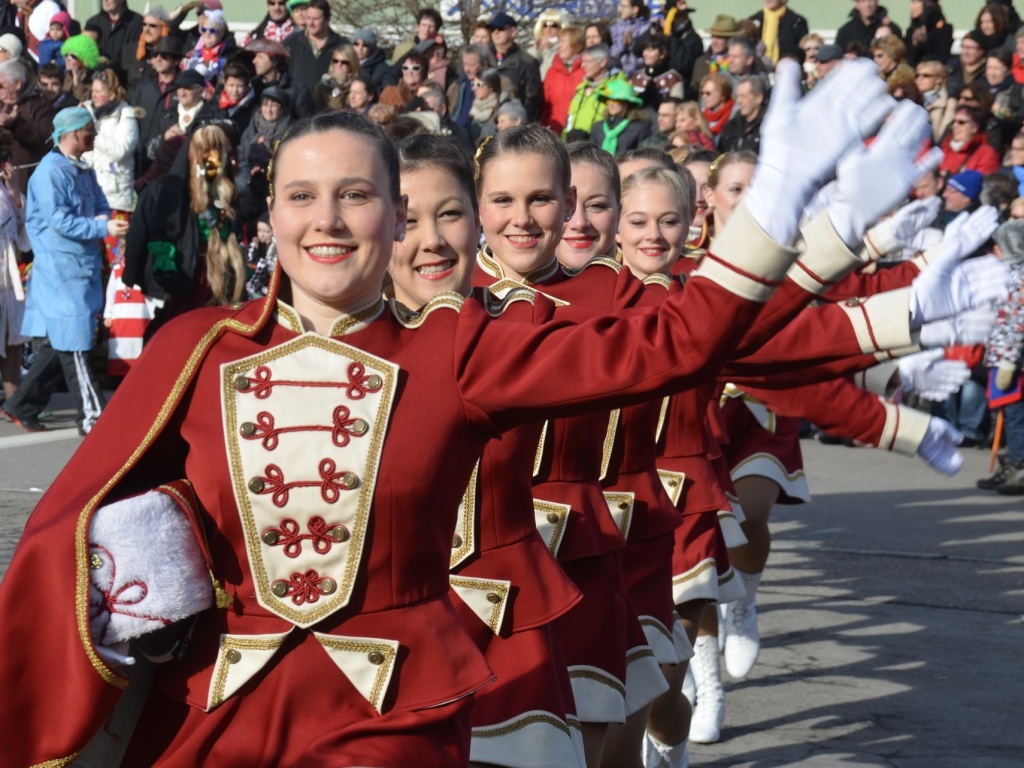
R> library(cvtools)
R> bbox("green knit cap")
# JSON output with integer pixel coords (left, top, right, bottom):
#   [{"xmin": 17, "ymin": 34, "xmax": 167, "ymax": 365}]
[{"xmin": 61, "ymin": 34, "xmax": 101, "ymax": 70}]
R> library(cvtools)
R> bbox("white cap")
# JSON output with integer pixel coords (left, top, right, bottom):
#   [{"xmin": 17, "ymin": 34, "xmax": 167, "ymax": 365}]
[{"xmin": 0, "ymin": 34, "xmax": 22, "ymax": 59}]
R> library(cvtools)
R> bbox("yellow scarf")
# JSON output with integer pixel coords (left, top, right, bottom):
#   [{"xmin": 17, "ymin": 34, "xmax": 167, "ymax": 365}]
[{"xmin": 761, "ymin": 5, "xmax": 785, "ymax": 65}]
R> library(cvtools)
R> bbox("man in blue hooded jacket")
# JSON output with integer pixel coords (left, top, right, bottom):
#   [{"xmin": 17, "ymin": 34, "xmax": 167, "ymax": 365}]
[{"xmin": 1, "ymin": 107, "xmax": 128, "ymax": 434}]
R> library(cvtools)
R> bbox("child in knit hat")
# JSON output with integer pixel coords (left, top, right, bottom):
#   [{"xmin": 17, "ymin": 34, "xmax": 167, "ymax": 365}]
[{"xmin": 38, "ymin": 11, "xmax": 71, "ymax": 70}]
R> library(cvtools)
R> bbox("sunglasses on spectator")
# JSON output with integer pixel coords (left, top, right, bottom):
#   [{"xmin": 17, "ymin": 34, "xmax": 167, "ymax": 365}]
[
  {"xmin": 199, "ymin": 26, "xmax": 219, "ymax": 34},
  {"xmin": 403, "ymin": 64, "xmax": 422, "ymax": 72},
  {"xmin": 543, "ymin": 21, "xmax": 560, "ymax": 28},
  {"xmin": 332, "ymin": 58, "xmax": 351, "ymax": 65}
]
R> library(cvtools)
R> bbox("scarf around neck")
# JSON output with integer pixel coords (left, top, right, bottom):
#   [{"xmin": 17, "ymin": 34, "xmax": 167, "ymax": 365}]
[
  {"xmin": 469, "ymin": 92, "xmax": 497, "ymax": 123},
  {"xmin": 703, "ymin": 99, "xmax": 733, "ymax": 135},
  {"xmin": 761, "ymin": 5, "xmax": 785, "ymax": 64},
  {"xmin": 600, "ymin": 115, "xmax": 631, "ymax": 155}
]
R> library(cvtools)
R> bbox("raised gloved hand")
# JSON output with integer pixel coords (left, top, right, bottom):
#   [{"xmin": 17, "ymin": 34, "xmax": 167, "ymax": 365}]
[
  {"xmin": 744, "ymin": 58, "xmax": 893, "ymax": 245},
  {"xmin": 917, "ymin": 416, "xmax": 964, "ymax": 475},
  {"xmin": 862, "ymin": 197, "xmax": 943, "ymax": 260},
  {"xmin": 898, "ymin": 349, "xmax": 970, "ymax": 401},
  {"xmin": 909, "ymin": 206, "xmax": 1004, "ymax": 327},
  {"xmin": 996, "ymin": 359, "xmax": 1018, "ymax": 391},
  {"xmin": 919, "ymin": 305, "xmax": 998, "ymax": 348},
  {"xmin": 827, "ymin": 101, "xmax": 943, "ymax": 248}
]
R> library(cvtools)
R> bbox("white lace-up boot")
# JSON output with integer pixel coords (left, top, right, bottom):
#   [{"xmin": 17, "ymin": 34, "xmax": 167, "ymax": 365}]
[
  {"xmin": 688, "ymin": 634, "xmax": 725, "ymax": 744},
  {"xmin": 682, "ymin": 663, "xmax": 695, "ymax": 705},
  {"xmin": 723, "ymin": 569, "xmax": 762, "ymax": 679}
]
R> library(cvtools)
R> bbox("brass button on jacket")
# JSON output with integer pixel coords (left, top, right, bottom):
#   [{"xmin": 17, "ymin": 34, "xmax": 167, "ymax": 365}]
[
  {"xmin": 225, "ymin": 649, "xmax": 242, "ymax": 664},
  {"xmin": 367, "ymin": 650, "xmax": 385, "ymax": 665}
]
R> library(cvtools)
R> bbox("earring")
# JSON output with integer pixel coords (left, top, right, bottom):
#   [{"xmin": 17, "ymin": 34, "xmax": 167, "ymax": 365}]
[
  {"xmin": 397, "ymin": 232, "xmax": 406, "ymax": 242},
  {"xmin": 564, "ymin": 214, "xmax": 572, "ymax": 221}
]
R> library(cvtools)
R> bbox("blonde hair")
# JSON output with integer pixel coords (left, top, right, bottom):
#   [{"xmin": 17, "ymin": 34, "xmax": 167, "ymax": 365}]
[
  {"xmin": 91, "ymin": 66, "xmax": 126, "ymax": 102},
  {"xmin": 677, "ymin": 100, "xmax": 712, "ymax": 140},
  {"xmin": 621, "ymin": 167, "xmax": 688, "ymax": 216},
  {"xmin": 188, "ymin": 125, "xmax": 244, "ymax": 305}
]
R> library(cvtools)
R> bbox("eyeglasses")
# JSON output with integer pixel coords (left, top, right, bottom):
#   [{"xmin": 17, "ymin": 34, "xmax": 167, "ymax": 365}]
[
  {"xmin": 543, "ymin": 21, "xmax": 560, "ymax": 28},
  {"xmin": 198, "ymin": 26, "xmax": 219, "ymax": 34},
  {"xmin": 142, "ymin": 22, "xmax": 161, "ymax": 29},
  {"xmin": 331, "ymin": 58, "xmax": 351, "ymax": 65},
  {"xmin": 402, "ymin": 64, "xmax": 422, "ymax": 72}
]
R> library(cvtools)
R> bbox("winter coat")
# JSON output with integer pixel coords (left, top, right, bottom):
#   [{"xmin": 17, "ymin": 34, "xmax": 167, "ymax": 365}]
[
  {"xmin": 284, "ymin": 28, "xmax": 347, "ymax": 92},
  {"xmin": 86, "ymin": 8, "xmax": 143, "ymax": 86},
  {"xmin": 938, "ymin": 132, "xmax": 1001, "ymax": 177},
  {"xmin": 904, "ymin": 8, "xmax": 954, "ymax": 67},
  {"xmin": 542, "ymin": 56, "xmax": 584, "ymax": 135},
  {"xmin": 564, "ymin": 73, "xmax": 624, "ymax": 137},
  {"xmin": 84, "ymin": 100, "xmax": 139, "ymax": 211},
  {"xmin": 748, "ymin": 7, "xmax": 809, "ymax": 59},
  {"xmin": 21, "ymin": 149, "xmax": 110, "ymax": 351},
  {"xmin": 835, "ymin": 6, "xmax": 902, "ymax": 50},
  {"xmin": 10, "ymin": 86, "xmax": 56, "ymax": 194},
  {"xmin": 610, "ymin": 17, "xmax": 651, "ymax": 76},
  {"xmin": 358, "ymin": 46, "xmax": 396, "ymax": 96},
  {"xmin": 589, "ymin": 116, "xmax": 652, "ymax": 158},
  {"xmin": 494, "ymin": 43, "xmax": 543, "ymax": 122}
]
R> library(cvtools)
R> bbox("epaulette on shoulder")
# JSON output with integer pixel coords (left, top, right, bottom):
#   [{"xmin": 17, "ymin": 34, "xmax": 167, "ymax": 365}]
[
  {"xmin": 581, "ymin": 255, "xmax": 623, "ymax": 274},
  {"xmin": 488, "ymin": 278, "xmax": 569, "ymax": 307},
  {"xmin": 642, "ymin": 273, "xmax": 672, "ymax": 289},
  {"xmin": 482, "ymin": 284, "xmax": 538, "ymax": 316},
  {"xmin": 389, "ymin": 291, "xmax": 465, "ymax": 328}
]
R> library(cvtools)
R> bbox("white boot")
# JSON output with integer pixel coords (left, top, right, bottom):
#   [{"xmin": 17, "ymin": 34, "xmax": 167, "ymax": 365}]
[
  {"xmin": 688, "ymin": 634, "xmax": 725, "ymax": 744},
  {"xmin": 643, "ymin": 731, "xmax": 689, "ymax": 768},
  {"xmin": 717, "ymin": 602, "xmax": 727, "ymax": 652},
  {"xmin": 681, "ymin": 664, "xmax": 695, "ymax": 705},
  {"xmin": 723, "ymin": 569, "xmax": 762, "ymax": 679}
]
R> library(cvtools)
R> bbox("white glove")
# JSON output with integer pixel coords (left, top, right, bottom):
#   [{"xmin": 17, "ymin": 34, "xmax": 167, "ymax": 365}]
[
  {"xmin": 917, "ymin": 416, "xmax": 964, "ymax": 475},
  {"xmin": 88, "ymin": 489, "xmax": 213, "ymax": 648},
  {"xmin": 745, "ymin": 58, "xmax": 894, "ymax": 245},
  {"xmin": 898, "ymin": 349, "xmax": 970, "ymax": 401},
  {"xmin": 909, "ymin": 206, "xmax": 1002, "ymax": 327},
  {"xmin": 862, "ymin": 197, "xmax": 943, "ymax": 260},
  {"xmin": 918, "ymin": 305, "xmax": 999, "ymax": 347},
  {"xmin": 827, "ymin": 102, "xmax": 943, "ymax": 248},
  {"xmin": 891, "ymin": 197, "xmax": 944, "ymax": 244}
]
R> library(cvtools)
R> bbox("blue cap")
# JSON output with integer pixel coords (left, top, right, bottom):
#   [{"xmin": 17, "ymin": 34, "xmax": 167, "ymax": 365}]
[
  {"xmin": 51, "ymin": 106, "xmax": 93, "ymax": 143},
  {"xmin": 947, "ymin": 170, "xmax": 983, "ymax": 203},
  {"xmin": 486, "ymin": 11, "xmax": 517, "ymax": 29}
]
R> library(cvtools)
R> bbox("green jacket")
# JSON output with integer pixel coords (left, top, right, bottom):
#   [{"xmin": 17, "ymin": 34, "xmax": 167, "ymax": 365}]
[{"xmin": 563, "ymin": 72, "xmax": 626, "ymax": 138}]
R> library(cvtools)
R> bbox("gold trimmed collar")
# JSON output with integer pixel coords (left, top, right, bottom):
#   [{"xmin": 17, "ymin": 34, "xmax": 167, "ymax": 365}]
[
  {"xmin": 642, "ymin": 272, "xmax": 672, "ymax": 289},
  {"xmin": 389, "ymin": 291, "xmax": 466, "ymax": 328},
  {"xmin": 274, "ymin": 296, "xmax": 387, "ymax": 337},
  {"xmin": 476, "ymin": 246, "xmax": 561, "ymax": 286}
]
